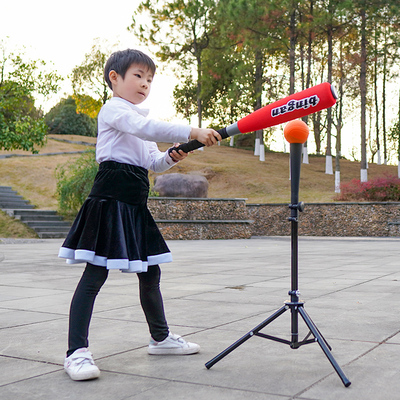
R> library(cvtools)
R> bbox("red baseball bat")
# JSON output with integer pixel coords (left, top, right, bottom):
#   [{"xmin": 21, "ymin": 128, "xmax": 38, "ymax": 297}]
[{"xmin": 169, "ymin": 82, "xmax": 337, "ymax": 154}]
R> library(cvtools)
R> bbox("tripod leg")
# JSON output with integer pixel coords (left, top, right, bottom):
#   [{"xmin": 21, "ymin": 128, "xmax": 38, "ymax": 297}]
[
  {"xmin": 205, "ymin": 305, "xmax": 288, "ymax": 369},
  {"xmin": 298, "ymin": 307, "xmax": 351, "ymax": 387},
  {"xmin": 300, "ymin": 306, "xmax": 332, "ymax": 351}
]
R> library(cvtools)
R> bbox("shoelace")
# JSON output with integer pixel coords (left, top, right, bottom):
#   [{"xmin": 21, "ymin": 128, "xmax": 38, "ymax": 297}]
[
  {"xmin": 69, "ymin": 352, "xmax": 95, "ymax": 368},
  {"xmin": 169, "ymin": 334, "xmax": 186, "ymax": 344}
]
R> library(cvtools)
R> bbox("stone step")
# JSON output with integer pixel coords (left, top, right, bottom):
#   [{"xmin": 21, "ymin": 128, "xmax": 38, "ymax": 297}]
[
  {"xmin": 5, "ymin": 210, "xmax": 58, "ymax": 219},
  {"xmin": 13, "ymin": 210, "xmax": 64, "ymax": 222},
  {"xmin": 24, "ymin": 221, "xmax": 71, "ymax": 228},
  {"xmin": 26, "ymin": 225, "xmax": 71, "ymax": 233},
  {"xmin": 38, "ymin": 232, "xmax": 69, "ymax": 239},
  {"xmin": 0, "ymin": 202, "xmax": 34, "ymax": 209},
  {"xmin": 19, "ymin": 215, "xmax": 64, "ymax": 222},
  {"xmin": 0, "ymin": 186, "xmax": 15, "ymax": 193},
  {"xmin": 13, "ymin": 210, "xmax": 59, "ymax": 217},
  {"xmin": 0, "ymin": 194, "xmax": 24, "ymax": 200}
]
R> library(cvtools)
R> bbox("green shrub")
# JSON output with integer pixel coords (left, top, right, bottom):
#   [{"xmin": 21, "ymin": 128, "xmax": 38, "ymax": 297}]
[{"xmin": 56, "ymin": 150, "xmax": 98, "ymax": 216}]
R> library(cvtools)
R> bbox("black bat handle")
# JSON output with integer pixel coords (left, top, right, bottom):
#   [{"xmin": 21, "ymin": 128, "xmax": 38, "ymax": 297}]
[{"xmin": 168, "ymin": 128, "xmax": 229, "ymax": 155}]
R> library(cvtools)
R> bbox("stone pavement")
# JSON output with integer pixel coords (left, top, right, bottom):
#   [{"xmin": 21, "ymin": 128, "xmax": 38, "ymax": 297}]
[{"xmin": 0, "ymin": 236, "xmax": 399, "ymax": 399}]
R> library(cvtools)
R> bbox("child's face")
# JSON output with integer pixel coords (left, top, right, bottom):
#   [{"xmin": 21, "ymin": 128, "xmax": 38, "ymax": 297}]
[{"xmin": 109, "ymin": 64, "xmax": 153, "ymax": 105}]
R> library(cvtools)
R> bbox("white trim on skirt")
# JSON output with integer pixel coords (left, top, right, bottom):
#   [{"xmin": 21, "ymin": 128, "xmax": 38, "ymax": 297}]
[{"xmin": 58, "ymin": 247, "xmax": 172, "ymax": 273}]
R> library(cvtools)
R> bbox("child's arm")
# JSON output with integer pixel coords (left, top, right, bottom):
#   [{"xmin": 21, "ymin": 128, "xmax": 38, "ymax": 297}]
[{"xmin": 146, "ymin": 142, "xmax": 187, "ymax": 173}]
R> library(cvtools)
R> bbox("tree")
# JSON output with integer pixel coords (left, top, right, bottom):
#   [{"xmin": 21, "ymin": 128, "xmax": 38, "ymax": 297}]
[
  {"xmin": 71, "ymin": 39, "xmax": 111, "ymax": 115},
  {"xmin": 0, "ymin": 41, "xmax": 62, "ymax": 152},
  {"xmin": 373, "ymin": 3, "xmax": 400, "ymax": 165},
  {"xmin": 130, "ymin": 0, "xmax": 218, "ymax": 128},
  {"xmin": 45, "ymin": 97, "xmax": 97, "ymax": 137},
  {"xmin": 351, "ymin": 0, "xmax": 399, "ymax": 181},
  {"xmin": 210, "ymin": 0, "xmax": 289, "ymax": 155}
]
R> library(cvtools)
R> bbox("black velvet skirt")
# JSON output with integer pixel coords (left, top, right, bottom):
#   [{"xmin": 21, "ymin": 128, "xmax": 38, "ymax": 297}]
[{"xmin": 58, "ymin": 161, "xmax": 172, "ymax": 273}]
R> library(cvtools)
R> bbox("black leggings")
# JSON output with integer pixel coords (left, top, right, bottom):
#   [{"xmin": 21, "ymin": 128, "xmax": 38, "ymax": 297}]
[{"xmin": 67, "ymin": 263, "xmax": 169, "ymax": 357}]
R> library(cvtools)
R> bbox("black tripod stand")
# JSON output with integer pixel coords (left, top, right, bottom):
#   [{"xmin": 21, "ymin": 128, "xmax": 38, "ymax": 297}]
[{"xmin": 205, "ymin": 142, "xmax": 351, "ymax": 388}]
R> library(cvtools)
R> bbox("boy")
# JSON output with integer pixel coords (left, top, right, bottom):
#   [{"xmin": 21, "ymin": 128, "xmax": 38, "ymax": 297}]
[{"xmin": 60, "ymin": 49, "xmax": 221, "ymax": 381}]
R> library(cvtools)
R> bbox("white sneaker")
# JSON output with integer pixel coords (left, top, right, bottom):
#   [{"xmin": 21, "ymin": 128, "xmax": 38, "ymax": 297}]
[
  {"xmin": 64, "ymin": 348, "xmax": 100, "ymax": 381},
  {"xmin": 148, "ymin": 333, "xmax": 200, "ymax": 355}
]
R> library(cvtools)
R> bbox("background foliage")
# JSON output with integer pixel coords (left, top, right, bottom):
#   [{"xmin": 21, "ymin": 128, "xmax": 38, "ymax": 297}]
[
  {"xmin": 45, "ymin": 97, "xmax": 97, "ymax": 137},
  {"xmin": 0, "ymin": 42, "xmax": 62, "ymax": 152},
  {"xmin": 55, "ymin": 149, "xmax": 99, "ymax": 216}
]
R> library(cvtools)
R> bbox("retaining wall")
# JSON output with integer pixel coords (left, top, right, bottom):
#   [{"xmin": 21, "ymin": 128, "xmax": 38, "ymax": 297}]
[
  {"xmin": 147, "ymin": 197, "xmax": 253, "ymax": 240},
  {"xmin": 148, "ymin": 197, "xmax": 400, "ymax": 239},
  {"xmin": 247, "ymin": 202, "xmax": 400, "ymax": 237}
]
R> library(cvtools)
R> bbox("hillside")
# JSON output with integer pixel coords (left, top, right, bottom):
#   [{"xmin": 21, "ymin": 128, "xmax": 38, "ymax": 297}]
[{"xmin": 0, "ymin": 134, "xmax": 398, "ymax": 211}]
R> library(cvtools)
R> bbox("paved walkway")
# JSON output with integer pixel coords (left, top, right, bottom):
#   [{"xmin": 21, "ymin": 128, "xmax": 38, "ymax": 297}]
[{"xmin": 0, "ymin": 236, "xmax": 399, "ymax": 399}]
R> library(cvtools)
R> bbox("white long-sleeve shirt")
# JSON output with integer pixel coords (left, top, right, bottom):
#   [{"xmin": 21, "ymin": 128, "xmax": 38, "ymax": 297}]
[{"xmin": 96, "ymin": 97, "xmax": 191, "ymax": 173}]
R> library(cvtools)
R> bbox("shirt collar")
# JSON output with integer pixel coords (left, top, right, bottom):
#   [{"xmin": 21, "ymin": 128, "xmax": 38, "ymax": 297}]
[{"xmin": 110, "ymin": 96, "xmax": 150, "ymax": 117}]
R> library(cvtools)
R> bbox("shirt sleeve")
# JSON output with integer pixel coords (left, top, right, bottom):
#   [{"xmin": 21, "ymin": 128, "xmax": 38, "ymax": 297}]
[
  {"xmin": 145, "ymin": 142, "xmax": 178, "ymax": 173},
  {"xmin": 102, "ymin": 101, "xmax": 191, "ymax": 144}
]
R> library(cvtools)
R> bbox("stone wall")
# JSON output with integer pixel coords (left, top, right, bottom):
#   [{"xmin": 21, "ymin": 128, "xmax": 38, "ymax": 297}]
[
  {"xmin": 147, "ymin": 197, "xmax": 253, "ymax": 240},
  {"xmin": 247, "ymin": 202, "xmax": 400, "ymax": 237},
  {"xmin": 147, "ymin": 198, "xmax": 400, "ymax": 239}
]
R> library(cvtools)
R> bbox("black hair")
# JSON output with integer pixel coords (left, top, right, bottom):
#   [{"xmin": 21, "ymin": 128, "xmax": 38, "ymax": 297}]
[{"xmin": 104, "ymin": 49, "xmax": 156, "ymax": 90}]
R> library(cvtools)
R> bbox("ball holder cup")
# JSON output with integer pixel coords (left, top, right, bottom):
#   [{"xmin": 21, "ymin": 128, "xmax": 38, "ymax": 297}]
[{"xmin": 205, "ymin": 120, "xmax": 351, "ymax": 388}]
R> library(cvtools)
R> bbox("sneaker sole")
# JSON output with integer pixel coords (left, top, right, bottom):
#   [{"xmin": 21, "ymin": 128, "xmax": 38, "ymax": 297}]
[
  {"xmin": 65, "ymin": 368, "xmax": 100, "ymax": 381},
  {"xmin": 148, "ymin": 346, "xmax": 200, "ymax": 355}
]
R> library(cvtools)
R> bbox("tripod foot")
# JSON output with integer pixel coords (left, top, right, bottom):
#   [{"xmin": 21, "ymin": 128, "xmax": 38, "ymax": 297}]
[
  {"xmin": 298, "ymin": 307, "xmax": 351, "ymax": 387},
  {"xmin": 205, "ymin": 305, "xmax": 288, "ymax": 369}
]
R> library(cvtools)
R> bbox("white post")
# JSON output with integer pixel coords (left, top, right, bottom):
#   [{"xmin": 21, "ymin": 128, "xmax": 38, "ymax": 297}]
[
  {"xmin": 303, "ymin": 145, "xmax": 309, "ymax": 164},
  {"xmin": 377, "ymin": 149, "xmax": 381, "ymax": 165},
  {"xmin": 259, "ymin": 143, "xmax": 265, "ymax": 162},
  {"xmin": 361, "ymin": 168, "xmax": 368, "ymax": 182},
  {"xmin": 335, "ymin": 171, "xmax": 341, "ymax": 193},
  {"xmin": 254, "ymin": 138, "xmax": 260, "ymax": 156},
  {"xmin": 229, "ymin": 136, "xmax": 234, "ymax": 146},
  {"xmin": 325, "ymin": 155, "xmax": 333, "ymax": 174}
]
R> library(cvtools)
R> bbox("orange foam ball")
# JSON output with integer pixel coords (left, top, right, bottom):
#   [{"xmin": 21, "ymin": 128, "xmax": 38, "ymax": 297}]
[{"xmin": 283, "ymin": 120, "xmax": 309, "ymax": 144}]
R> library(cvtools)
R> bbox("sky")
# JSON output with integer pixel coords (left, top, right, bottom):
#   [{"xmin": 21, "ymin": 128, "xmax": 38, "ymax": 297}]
[
  {"xmin": 0, "ymin": 0, "xmax": 178, "ymax": 119},
  {"xmin": 1, "ymin": 2, "xmax": 399, "ymax": 163}
]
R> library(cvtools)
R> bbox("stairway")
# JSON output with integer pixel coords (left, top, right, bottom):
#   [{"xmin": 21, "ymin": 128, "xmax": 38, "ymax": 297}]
[{"xmin": 0, "ymin": 186, "xmax": 71, "ymax": 239}]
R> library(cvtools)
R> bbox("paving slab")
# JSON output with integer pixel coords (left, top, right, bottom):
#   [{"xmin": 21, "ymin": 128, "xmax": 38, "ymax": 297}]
[{"xmin": 0, "ymin": 236, "xmax": 399, "ymax": 399}]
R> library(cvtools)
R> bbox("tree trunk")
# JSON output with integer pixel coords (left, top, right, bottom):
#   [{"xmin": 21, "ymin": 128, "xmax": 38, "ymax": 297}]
[
  {"xmin": 374, "ymin": 24, "xmax": 381, "ymax": 164},
  {"xmin": 313, "ymin": 111, "xmax": 322, "ymax": 155},
  {"xmin": 360, "ymin": 6, "xmax": 368, "ymax": 182},
  {"xmin": 302, "ymin": 0, "xmax": 313, "ymax": 164},
  {"xmin": 325, "ymin": 9, "xmax": 333, "ymax": 175},
  {"xmin": 289, "ymin": 1, "xmax": 297, "ymax": 95},
  {"xmin": 382, "ymin": 26, "xmax": 388, "ymax": 165},
  {"xmin": 335, "ymin": 33, "xmax": 344, "ymax": 193},
  {"xmin": 197, "ymin": 54, "xmax": 202, "ymax": 128},
  {"xmin": 254, "ymin": 49, "xmax": 264, "ymax": 160}
]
